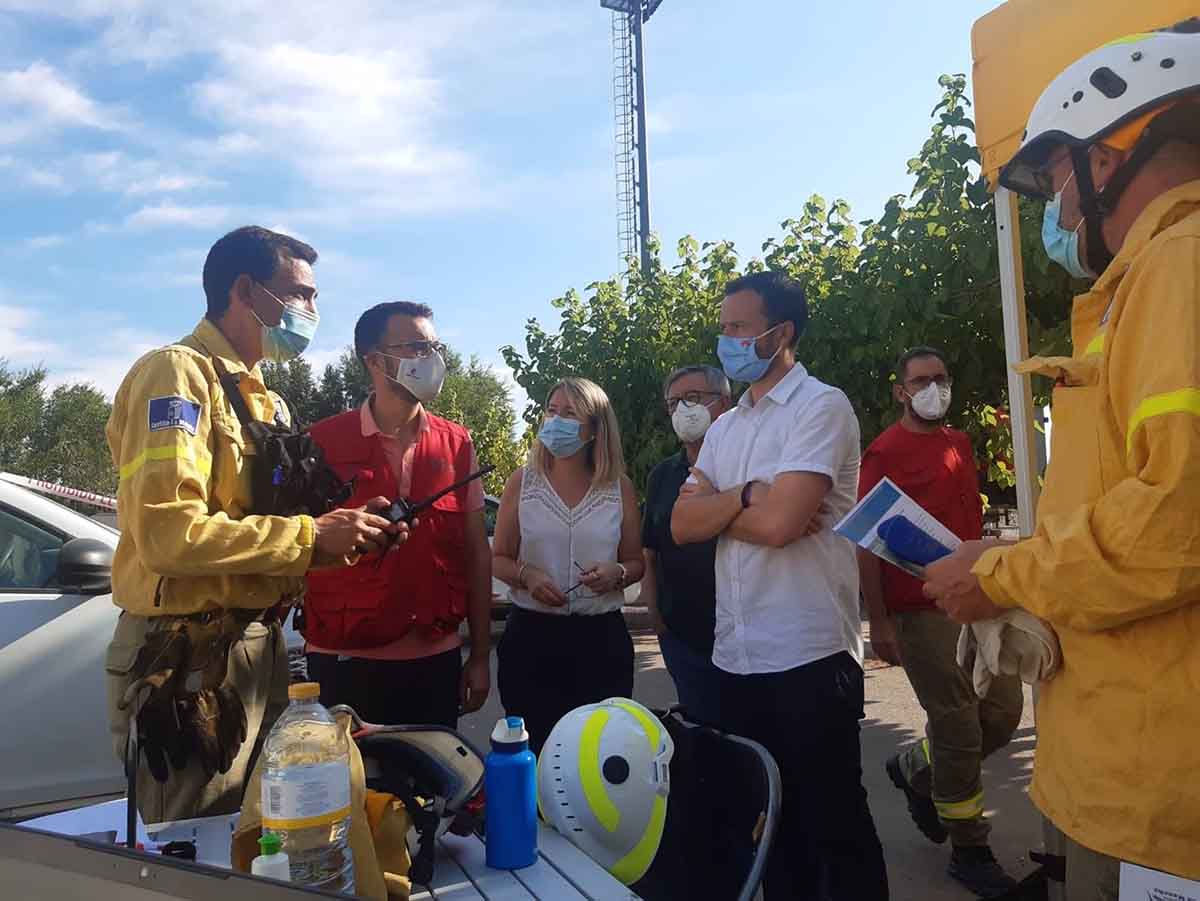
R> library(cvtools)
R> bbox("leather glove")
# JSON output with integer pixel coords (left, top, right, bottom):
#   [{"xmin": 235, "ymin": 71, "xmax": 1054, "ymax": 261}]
[
  {"xmin": 119, "ymin": 622, "xmax": 194, "ymax": 783},
  {"xmin": 179, "ymin": 685, "xmax": 248, "ymax": 779}
]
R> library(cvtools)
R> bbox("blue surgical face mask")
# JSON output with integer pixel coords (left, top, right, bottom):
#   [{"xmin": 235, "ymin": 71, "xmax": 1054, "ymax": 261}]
[
  {"xmin": 254, "ymin": 284, "xmax": 320, "ymax": 362},
  {"xmin": 1041, "ymin": 173, "xmax": 1096, "ymax": 281},
  {"xmin": 539, "ymin": 415, "xmax": 589, "ymax": 459},
  {"xmin": 716, "ymin": 323, "xmax": 782, "ymax": 383}
]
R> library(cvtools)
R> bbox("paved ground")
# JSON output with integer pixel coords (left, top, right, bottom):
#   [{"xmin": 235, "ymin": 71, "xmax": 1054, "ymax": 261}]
[{"xmin": 458, "ymin": 625, "xmax": 1041, "ymax": 901}]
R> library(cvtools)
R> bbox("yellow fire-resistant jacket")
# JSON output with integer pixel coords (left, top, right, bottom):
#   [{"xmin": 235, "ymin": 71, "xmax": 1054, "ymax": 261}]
[
  {"xmin": 975, "ymin": 181, "xmax": 1200, "ymax": 878},
  {"xmin": 106, "ymin": 319, "xmax": 315, "ymax": 616}
]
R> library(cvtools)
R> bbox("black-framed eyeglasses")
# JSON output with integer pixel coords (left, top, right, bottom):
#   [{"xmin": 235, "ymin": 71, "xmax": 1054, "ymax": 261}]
[
  {"xmin": 377, "ymin": 340, "xmax": 446, "ymax": 360},
  {"xmin": 665, "ymin": 390, "xmax": 721, "ymax": 414},
  {"xmin": 904, "ymin": 374, "xmax": 953, "ymax": 391}
]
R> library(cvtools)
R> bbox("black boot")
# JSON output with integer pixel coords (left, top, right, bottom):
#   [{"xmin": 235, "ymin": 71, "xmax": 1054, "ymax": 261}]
[
  {"xmin": 948, "ymin": 845, "xmax": 1020, "ymax": 899},
  {"xmin": 885, "ymin": 753, "xmax": 947, "ymax": 844}
]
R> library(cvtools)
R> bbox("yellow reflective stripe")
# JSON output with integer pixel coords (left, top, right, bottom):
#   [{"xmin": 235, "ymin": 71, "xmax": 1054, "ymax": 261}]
[
  {"xmin": 935, "ymin": 792, "xmax": 984, "ymax": 821},
  {"xmin": 119, "ymin": 444, "xmax": 212, "ymax": 480},
  {"xmin": 919, "ymin": 738, "xmax": 932, "ymax": 766},
  {"xmin": 1126, "ymin": 388, "xmax": 1200, "ymax": 454},
  {"xmin": 610, "ymin": 794, "xmax": 667, "ymax": 885},
  {"xmin": 1083, "ymin": 331, "xmax": 1105, "ymax": 357},
  {"xmin": 579, "ymin": 709, "xmax": 620, "ymax": 833},
  {"xmin": 614, "ymin": 700, "xmax": 661, "ymax": 754}
]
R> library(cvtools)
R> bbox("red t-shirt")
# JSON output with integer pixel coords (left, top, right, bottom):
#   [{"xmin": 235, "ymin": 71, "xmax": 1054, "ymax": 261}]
[{"xmin": 858, "ymin": 422, "xmax": 983, "ymax": 613}]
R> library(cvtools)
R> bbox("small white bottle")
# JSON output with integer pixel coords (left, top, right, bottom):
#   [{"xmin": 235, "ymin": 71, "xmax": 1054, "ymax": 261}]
[{"xmin": 251, "ymin": 832, "xmax": 291, "ymax": 882}]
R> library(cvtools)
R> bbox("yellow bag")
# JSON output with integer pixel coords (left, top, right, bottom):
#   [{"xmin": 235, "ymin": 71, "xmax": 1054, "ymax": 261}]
[{"xmin": 231, "ymin": 711, "xmax": 412, "ymax": 900}]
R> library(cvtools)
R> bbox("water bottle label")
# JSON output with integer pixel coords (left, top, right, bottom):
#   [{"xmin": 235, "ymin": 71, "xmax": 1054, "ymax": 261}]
[{"xmin": 262, "ymin": 762, "xmax": 352, "ymax": 830}]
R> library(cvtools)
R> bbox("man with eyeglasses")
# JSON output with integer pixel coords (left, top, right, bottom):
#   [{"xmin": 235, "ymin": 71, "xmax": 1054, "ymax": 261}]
[
  {"xmin": 302, "ymin": 301, "xmax": 492, "ymax": 728},
  {"xmin": 640, "ymin": 365, "xmax": 733, "ymax": 725},
  {"xmin": 860, "ymin": 346, "xmax": 1021, "ymax": 897}
]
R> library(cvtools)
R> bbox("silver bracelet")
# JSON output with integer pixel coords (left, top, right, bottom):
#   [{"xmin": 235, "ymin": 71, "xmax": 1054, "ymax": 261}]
[
  {"xmin": 517, "ymin": 561, "xmax": 529, "ymax": 588},
  {"xmin": 616, "ymin": 563, "xmax": 628, "ymax": 588}
]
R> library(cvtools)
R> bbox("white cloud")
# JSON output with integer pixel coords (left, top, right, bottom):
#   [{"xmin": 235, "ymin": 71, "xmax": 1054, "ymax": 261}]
[
  {"xmin": 0, "ymin": 303, "xmax": 59, "ymax": 363},
  {"xmin": 0, "ymin": 61, "xmax": 123, "ymax": 143},
  {"xmin": 0, "ymin": 296, "xmax": 174, "ymax": 396},
  {"xmin": 124, "ymin": 202, "xmax": 230, "ymax": 230},
  {"xmin": 18, "ymin": 234, "xmax": 67, "ymax": 252}
]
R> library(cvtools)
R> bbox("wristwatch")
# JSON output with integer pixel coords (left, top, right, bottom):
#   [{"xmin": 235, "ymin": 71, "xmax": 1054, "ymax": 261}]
[{"xmin": 740, "ymin": 480, "xmax": 758, "ymax": 509}]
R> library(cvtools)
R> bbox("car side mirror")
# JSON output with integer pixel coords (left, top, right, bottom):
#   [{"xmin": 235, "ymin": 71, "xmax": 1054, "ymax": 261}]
[{"xmin": 56, "ymin": 537, "xmax": 113, "ymax": 594}]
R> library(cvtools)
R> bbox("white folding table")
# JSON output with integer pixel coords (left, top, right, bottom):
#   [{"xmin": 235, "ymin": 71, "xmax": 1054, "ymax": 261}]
[{"xmin": 20, "ymin": 799, "xmax": 638, "ymax": 900}]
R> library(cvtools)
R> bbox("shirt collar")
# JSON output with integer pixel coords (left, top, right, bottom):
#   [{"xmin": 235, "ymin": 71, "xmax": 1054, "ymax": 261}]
[
  {"xmin": 737, "ymin": 362, "xmax": 809, "ymax": 409},
  {"xmin": 361, "ymin": 394, "xmax": 429, "ymax": 439},
  {"xmin": 188, "ymin": 318, "xmax": 261, "ymax": 380}
]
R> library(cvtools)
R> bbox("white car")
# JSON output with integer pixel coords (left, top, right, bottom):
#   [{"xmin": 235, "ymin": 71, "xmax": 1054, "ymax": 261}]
[
  {"xmin": 0, "ymin": 481, "xmax": 508, "ymax": 818},
  {"xmin": 0, "ymin": 478, "xmax": 124, "ymax": 819}
]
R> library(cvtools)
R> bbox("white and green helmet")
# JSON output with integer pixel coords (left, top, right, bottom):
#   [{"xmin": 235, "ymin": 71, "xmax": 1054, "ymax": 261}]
[
  {"xmin": 537, "ymin": 698, "xmax": 674, "ymax": 885},
  {"xmin": 1001, "ymin": 24, "xmax": 1200, "ymax": 199}
]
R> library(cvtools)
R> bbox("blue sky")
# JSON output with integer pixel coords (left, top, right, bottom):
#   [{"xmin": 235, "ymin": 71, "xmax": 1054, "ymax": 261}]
[{"xmin": 0, "ymin": 1, "xmax": 1001, "ymax": 413}]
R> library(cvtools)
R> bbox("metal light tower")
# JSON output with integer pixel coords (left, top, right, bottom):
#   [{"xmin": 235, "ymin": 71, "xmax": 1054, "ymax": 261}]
[{"xmin": 601, "ymin": 0, "xmax": 663, "ymax": 278}]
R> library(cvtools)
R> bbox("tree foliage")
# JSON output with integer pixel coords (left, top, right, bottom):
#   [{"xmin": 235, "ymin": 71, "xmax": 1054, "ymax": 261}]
[
  {"xmin": 503, "ymin": 75, "xmax": 1080, "ymax": 500},
  {"xmin": 0, "ymin": 360, "xmax": 116, "ymax": 499}
]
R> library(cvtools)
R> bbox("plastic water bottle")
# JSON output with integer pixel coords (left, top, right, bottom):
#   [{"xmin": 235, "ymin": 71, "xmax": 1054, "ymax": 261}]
[
  {"xmin": 485, "ymin": 716, "xmax": 537, "ymax": 870},
  {"xmin": 261, "ymin": 682, "xmax": 355, "ymax": 894}
]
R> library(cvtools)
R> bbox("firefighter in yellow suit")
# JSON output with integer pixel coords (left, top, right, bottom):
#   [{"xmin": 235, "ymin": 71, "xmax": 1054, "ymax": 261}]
[
  {"xmin": 925, "ymin": 23, "xmax": 1200, "ymax": 899},
  {"xmin": 105, "ymin": 226, "xmax": 405, "ymax": 823}
]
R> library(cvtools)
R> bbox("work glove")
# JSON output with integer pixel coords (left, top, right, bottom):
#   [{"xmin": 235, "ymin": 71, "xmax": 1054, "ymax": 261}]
[
  {"xmin": 179, "ymin": 685, "xmax": 248, "ymax": 779},
  {"xmin": 119, "ymin": 622, "xmax": 194, "ymax": 783},
  {"xmin": 119, "ymin": 615, "xmax": 251, "ymax": 783}
]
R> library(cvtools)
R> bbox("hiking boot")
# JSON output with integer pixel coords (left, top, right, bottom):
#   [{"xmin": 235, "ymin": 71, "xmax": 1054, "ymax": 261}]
[
  {"xmin": 885, "ymin": 753, "xmax": 947, "ymax": 844},
  {"xmin": 948, "ymin": 845, "xmax": 1021, "ymax": 899}
]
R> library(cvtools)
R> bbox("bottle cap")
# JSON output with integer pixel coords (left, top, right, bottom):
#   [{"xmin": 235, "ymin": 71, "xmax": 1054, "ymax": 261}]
[
  {"xmin": 258, "ymin": 833, "xmax": 282, "ymax": 856},
  {"xmin": 491, "ymin": 715, "xmax": 529, "ymax": 745},
  {"xmin": 287, "ymin": 682, "xmax": 320, "ymax": 701}
]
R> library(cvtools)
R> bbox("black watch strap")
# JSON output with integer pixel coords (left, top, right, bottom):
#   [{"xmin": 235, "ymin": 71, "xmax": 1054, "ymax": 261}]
[{"xmin": 741, "ymin": 481, "xmax": 756, "ymax": 509}]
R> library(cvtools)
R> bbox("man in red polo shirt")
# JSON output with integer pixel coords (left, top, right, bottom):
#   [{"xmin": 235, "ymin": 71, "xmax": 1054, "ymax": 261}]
[
  {"xmin": 302, "ymin": 300, "xmax": 491, "ymax": 727},
  {"xmin": 859, "ymin": 346, "xmax": 1022, "ymax": 898}
]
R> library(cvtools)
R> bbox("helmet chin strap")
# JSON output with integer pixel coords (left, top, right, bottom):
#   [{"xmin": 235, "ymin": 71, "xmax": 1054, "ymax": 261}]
[{"xmin": 1069, "ymin": 146, "xmax": 1115, "ymax": 277}]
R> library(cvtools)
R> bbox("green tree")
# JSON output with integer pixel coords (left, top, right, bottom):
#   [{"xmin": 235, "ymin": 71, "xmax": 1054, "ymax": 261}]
[
  {"xmin": 0, "ymin": 361, "xmax": 47, "ymax": 477},
  {"xmin": 31, "ymin": 383, "xmax": 117, "ymax": 496},
  {"xmin": 261, "ymin": 358, "xmax": 320, "ymax": 427},
  {"xmin": 429, "ymin": 355, "xmax": 526, "ymax": 496},
  {"xmin": 502, "ymin": 75, "xmax": 1078, "ymax": 500}
]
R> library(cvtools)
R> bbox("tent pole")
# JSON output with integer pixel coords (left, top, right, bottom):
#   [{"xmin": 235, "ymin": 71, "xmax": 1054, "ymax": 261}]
[{"xmin": 994, "ymin": 186, "xmax": 1040, "ymax": 537}]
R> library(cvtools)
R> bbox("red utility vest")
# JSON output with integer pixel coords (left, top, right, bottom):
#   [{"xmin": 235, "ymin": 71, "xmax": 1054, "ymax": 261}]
[{"xmin": 304, "ymin": 408, "xmax": 473, "ymax": 650}]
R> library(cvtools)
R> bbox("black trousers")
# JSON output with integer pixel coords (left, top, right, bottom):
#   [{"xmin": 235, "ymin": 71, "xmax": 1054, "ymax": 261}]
[
  {"xmin": 497, "ymin": 608, "xmax": 635, "ymax": 757},
  {"xmin": 305, "ymin": 646, "xmax": 462, "ymax": 728},
  {"xmin": 716, "ymin": 651, "xmax": 890, "ymax": 901}
]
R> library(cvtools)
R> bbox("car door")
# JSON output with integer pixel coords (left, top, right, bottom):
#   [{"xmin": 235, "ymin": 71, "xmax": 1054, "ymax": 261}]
[{"xmin": 0, "ymin": 500, "xmax": 122, "ymax": 816}]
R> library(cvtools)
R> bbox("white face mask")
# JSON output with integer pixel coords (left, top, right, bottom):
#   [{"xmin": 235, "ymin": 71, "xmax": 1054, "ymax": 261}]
[
  {"xmin": 908, "ymin": 383, "xmax": 952, "ymax": 422},
  {"xmin": 671, "ymin": 400, "xmax": 713, "ymax": 443},
  {"xmin": 378, "ymin": 350, "xmax": 447, "ymax": 403}
]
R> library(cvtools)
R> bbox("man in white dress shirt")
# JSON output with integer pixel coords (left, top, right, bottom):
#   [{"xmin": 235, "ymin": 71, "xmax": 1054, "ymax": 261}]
[{"xmin": 672, "ymin": 271, "xmax": 888, "ymax": 900}]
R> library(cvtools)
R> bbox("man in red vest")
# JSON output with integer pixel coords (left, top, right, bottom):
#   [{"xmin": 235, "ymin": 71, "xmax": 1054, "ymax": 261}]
[{"xmin": 303, "ymin": 301, "xmax": 492, "ymax": 726}]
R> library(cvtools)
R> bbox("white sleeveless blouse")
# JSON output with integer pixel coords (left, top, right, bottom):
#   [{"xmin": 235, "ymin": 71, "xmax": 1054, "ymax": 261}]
[{"xmin": 512, "ymin": 466, "xmax": 625, "ymax": 616}]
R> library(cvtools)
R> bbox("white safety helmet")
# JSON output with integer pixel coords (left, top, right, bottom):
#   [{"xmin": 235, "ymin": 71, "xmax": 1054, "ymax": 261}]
[
  {"xmin": 537, "ymin": 698, "xmax": 674, "ymax": 885},
  {"xmin": 1000, "ymin": 22, "xmax": 1200, "ymax": 272}
]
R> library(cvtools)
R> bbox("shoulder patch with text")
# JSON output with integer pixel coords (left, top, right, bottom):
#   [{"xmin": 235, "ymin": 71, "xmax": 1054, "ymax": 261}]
[{"xmin": 148, "ymin": 396, "xmax": 202, "ymax": 435}]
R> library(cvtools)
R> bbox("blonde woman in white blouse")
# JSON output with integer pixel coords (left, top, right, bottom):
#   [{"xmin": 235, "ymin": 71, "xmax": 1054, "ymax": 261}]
[{"xmin": 492, "ymin": 377, "xmax": 644, "ymax": 754}]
